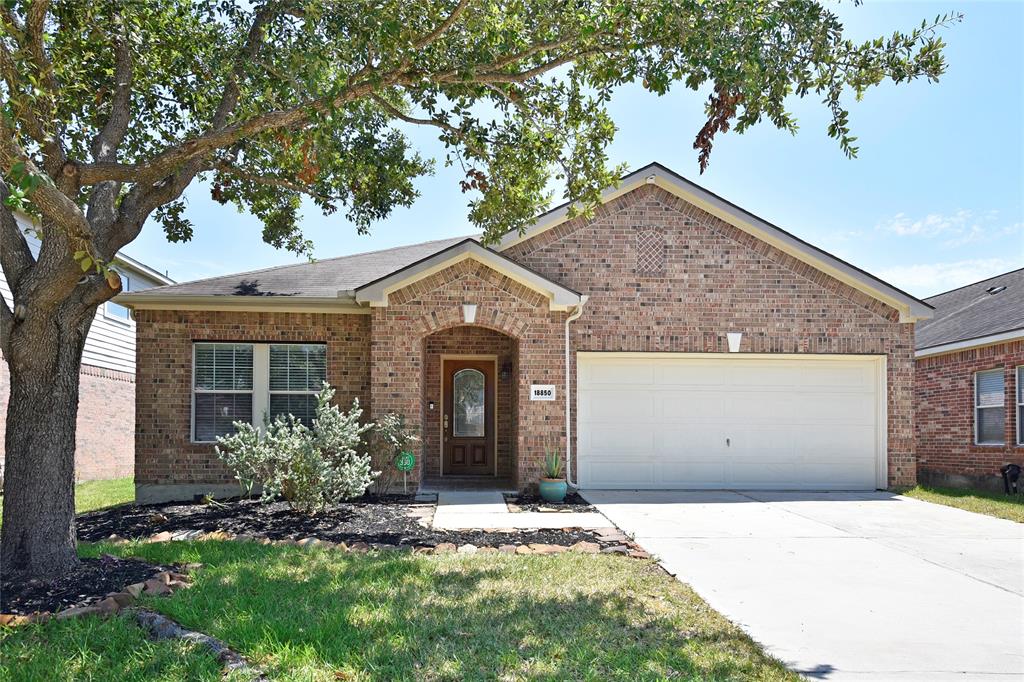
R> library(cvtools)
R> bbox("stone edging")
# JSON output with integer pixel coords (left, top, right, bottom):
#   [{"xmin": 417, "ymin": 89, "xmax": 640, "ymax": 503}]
[
  {"xmin": 0, "ymin": 564, "xmax": 199, "ymax": 627},
  {"xmin": 116, "ymin": 526, "xmax": 652, "ymax": 559}
]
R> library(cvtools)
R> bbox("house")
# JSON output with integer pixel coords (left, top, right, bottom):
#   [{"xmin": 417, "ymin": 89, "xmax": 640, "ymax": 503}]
[
  {"xmin": 119, "ymin": 162, "xmax": 933, "ymax": 503},
  {"xmin": 0, "ymin": 212, "xmax": 174, "ymax": 481},
  {"xmin": 915, "ymin": 268, "xmax": 1024, "ymax": 491}
]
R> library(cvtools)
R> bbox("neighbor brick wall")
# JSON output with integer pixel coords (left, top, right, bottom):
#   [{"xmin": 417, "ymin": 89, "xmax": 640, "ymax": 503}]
[
  {"xmin": 134, "ymin": 310, "xmax": 371, "ymax": 489},
  {"xmin": 369, "ymin": 258, "xmax": 565, "ymax": 489},
  {"xmin": 915, "ymin": 340, "xmax": 1024, "ymax": 490},
  {"xmin": 0, "ymin": 355, "xmax": 135, "ymax": 482},
  {"xmin": 505, "ymin": 184, "xmax": 917, "ymax": 487},
  {"xmin": 422, "ymin": 326, "xmax": 517, "ymax": 479}
]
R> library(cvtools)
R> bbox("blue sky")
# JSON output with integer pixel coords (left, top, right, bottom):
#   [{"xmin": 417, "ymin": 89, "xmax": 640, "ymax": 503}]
[{"xmin": 127, "ymin": 1, "xmax": 1023, "ymax": 299}]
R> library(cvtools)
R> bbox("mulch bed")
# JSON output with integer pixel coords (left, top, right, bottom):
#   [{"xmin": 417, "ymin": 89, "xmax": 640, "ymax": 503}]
[
  {"xmin": 1, "ymin": 554, "xmax": 170, "ymax": 615},
  {"xmin": 504, "ymin": 492, "xmax": 596, "ymax": 513},
  {"xmin": 76, "ymin": 495, "xmax": 613, "ymax": 549}
]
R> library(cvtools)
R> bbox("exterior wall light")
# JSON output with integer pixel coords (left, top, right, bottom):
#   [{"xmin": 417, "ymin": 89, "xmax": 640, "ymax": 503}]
[
  {"xmin": 727, "ymin": 332, "xmax": 743, "ymax": 353},
  {"xmin": 462, "ymin": 303, "xmax": 477, "ymax": 324}
]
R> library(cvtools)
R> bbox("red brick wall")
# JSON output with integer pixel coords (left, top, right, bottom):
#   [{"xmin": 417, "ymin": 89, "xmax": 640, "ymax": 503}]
[
  {"xmin": 505, "ymin": 184, "xmax": 917, "ymax": 487},
  {"xmin": 915, "ymin": 340, "xmax": 1024, "ymax": 489},
  {"xmin": 369, "ymin": 259, "xmax": 566, "ymax": 489},
  {"xmin": 133, "ymin": 310, "xmax": 371, "ymax": 488},
  {"xmin": 422, "ymin": 326, "xmax": 517, "ymax": 479},
  {"xmin": 0, "ymin": 357, "xmax": 135, "ymax": 482}
]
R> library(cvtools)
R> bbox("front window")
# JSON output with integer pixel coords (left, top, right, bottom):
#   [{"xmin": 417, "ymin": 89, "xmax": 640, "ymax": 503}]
[
  {"xmin": 975, "ymin": 368, "xmax": 1004, "ymax": 445},
  {"xmin": 269, "ymin": 344, "xmax": 326, "ymax": 426},
  {"xmin": 193, "ymin": 343, "xmax": 254, "ymax": 442},
  {"xmin": 1017, "ymin": 367, "xmax": 1023, "ymax": 446}
]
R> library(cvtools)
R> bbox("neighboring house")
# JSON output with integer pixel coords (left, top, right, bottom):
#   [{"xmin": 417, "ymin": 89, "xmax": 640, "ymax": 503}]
[
  {"xmin": 0, "ymin": 212, "xmax": 174, "ymax": 482},
  {"xmin": 119, "ymin": 162, "xmax": 933, "ymax": 503},
  {"xmin": 914, "ymin": 268, "xmax": 1024, "ymax": 491}
]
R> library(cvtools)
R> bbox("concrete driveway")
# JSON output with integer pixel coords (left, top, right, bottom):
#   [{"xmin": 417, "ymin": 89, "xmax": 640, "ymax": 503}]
[{"xmin": 583, "ymin": 490, "xmax": 1024, "ymax": 681}]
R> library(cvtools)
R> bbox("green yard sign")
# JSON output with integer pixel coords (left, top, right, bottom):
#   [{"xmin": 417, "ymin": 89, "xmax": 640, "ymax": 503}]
[{"xmin": 395, "ymin": 451, "xmax": 415, "ymax": 472}]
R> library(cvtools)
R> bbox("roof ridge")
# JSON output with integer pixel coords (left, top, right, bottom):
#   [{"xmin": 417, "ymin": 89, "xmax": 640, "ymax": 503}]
[
  {"xmin": 146, "ymin": 234, "xmax": 477, "ymax": 293},
  {"xmin": 923, "ymin": 265, "xmax": 1024, "ymax": 301}
]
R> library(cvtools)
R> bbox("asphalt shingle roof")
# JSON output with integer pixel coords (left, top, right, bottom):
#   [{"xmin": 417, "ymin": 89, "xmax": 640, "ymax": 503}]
[
  {"xmin": 129, "ymin": 235, "xmax": 474, "ymax": 299},
  {"xmin": 915, "ymin": 268, "xmax": 1024, "ymax": 350}
]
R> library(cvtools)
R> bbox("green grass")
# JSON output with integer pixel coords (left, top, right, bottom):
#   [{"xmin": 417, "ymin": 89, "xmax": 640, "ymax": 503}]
[
  {"xmin": 0, "ymin": 611, "xmax": 227, "ymax": 681},
  {"xmin": 0, "ymin": 477, "xmax": 133, "ymax": 526},
  {"xmin": 18, "ymin": 540, "xmax": 797, "ymax": 682},
  {"xmin": 900, "ymin": 485, "xmax": 1024, "ymax": 523}
]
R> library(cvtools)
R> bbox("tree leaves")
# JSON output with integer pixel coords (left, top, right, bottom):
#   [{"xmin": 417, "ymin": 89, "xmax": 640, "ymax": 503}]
[{"xmin": 2, "ymin": 0, "xmax": 961, "ymax": 250}]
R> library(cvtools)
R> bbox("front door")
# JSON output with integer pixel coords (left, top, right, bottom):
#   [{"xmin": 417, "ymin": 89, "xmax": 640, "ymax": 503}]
[{"xmin": 443, "ymin": 359, "xmax": 495, "ymax": 475}]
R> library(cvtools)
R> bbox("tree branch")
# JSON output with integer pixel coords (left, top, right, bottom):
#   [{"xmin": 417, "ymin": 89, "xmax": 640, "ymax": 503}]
[
  {"xmin": 86, "ymin": 17, "xmax": 135, "ymax": 233},
  {"xmin": 0, "ymin": 286, "xmax": 13, "ymax": 359},
  {"xmin": 412, "ymin": 0, "xmax": 472, "ymax": 50},
  {"xmin": 372, "ymin": 94, "xmax": 462, "ymax": 136},
  {"xmin": 211, "ymin": 162, "xmax": 334, "ymax": 202}
]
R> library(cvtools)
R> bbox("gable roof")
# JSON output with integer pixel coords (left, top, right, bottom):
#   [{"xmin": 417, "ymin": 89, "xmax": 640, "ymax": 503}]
[
  {"xmin": 499, "ymin": 162, "xmax": 933, "ymax": 322},
  {"xmin": 354, "ymin": 238, "xmax": 584, "ymax": 310},
  {"xmin": 118, "ymin": 161, "xmax": 932, "ymax": 320},
  {"xmin": 915, "ymin": 268, "xmax": 1024, "ymax": 355}
]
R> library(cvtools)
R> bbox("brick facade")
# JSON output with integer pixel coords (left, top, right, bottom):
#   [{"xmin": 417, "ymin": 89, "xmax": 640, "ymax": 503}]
[
  {"xmin": 133, "ymin": 310, "xmax": 371, "ymax": 499},
  {"xmin": 0, "ymin": 356, "xmax": 135, "ymax": 482},
  {"xmin": 132, "ymin": 183, "xmax": 920, "ymax": 500},
  {"xmin": 504, "ymin": 185, "xmax": 916, "ymax": 486},
  {"xmin": 369, "ymin": 259, "xmax": 565, "ymax": 489},
  {"xmin": 915, "ymin": 340, "xmax": 1024, "ymax": 490}
]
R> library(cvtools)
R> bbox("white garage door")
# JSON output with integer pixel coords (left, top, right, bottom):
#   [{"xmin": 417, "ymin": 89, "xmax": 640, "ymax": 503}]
[{"xmin": 577, "ymin": 354, "xmax": 885, "ymax": 490}]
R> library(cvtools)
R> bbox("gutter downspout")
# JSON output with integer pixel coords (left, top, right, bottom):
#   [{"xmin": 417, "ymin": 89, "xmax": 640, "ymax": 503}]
[{"xmin": 564, "ymin": 296, "xmax": 587, "ymax": 488}]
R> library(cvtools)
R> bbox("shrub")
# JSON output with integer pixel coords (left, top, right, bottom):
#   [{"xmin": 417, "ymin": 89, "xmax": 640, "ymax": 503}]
[
  {"xmin": 370, "ymin": 412, "xmax": 419, "ymax": 495},
  {"xmin": 215, "ymin": 383, "xmax": 377, "ymax": 513}
]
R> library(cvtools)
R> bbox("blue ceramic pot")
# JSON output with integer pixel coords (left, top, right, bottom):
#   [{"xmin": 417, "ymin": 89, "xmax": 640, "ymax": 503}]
[{"xmin": 538, "ymin": 478, "xmax": 568, "ymax": 503}]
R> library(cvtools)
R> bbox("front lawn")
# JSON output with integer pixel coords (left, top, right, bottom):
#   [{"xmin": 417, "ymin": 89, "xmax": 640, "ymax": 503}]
[
  {"xmin": 3, "ymin": 541, "xmax": 798, "ymax": 681},
  {"xmin": 0, "ymin": 477, "xmax": 133, "ymax": 526},
  {"xmin": 900, "ymin": 485, "xmax": 1024, "ymax": 523}
]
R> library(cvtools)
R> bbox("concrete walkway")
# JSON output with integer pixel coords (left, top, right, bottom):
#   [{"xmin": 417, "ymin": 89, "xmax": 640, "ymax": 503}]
[
  {"xmin": 584, "ymin": 490, "xmax": 1024, "ymax": 681},
  {"xmin": 431, "ymin": 490, "xmax": 610, "ymax": 530}
]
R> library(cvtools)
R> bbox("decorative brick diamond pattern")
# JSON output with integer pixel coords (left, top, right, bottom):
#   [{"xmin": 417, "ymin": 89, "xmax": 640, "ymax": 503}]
[{"xmin": 635, "ymin": 230, "xmax": 665, "ymax": 274}]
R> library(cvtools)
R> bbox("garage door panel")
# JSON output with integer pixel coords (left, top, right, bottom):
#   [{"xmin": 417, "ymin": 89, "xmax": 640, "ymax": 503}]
[
  {"xmin": 659, "ymin": 392, "xmax": 728, "ymax": 422},
  {"xmin": 577, "ymin": 354, "xmax": 883, "ymax": 491}
]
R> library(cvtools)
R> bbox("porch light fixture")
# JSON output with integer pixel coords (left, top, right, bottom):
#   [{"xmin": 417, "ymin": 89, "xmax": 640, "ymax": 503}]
[
  {"xmin": 462, "ymin": 303, "xmax": 477, "ymax": 324},
  {"xmin": 726, "ymin": 332, "xmax": 743, "ymax": 353}
]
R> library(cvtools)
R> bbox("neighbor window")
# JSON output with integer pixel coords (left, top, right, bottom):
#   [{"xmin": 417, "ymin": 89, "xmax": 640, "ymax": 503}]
[
  {"xmin": 193, "ymin": 343, "xmax": 254, "ymax": 442},
  {"xmin": 269, "ymin": 344, "xmax": 327, "ymax": 426},
  {"xmin": 192, "ymin": 342, "xmax": 326, "ymax": 442},
  {"xmin": 975, "ymin": 368, "xmax": 1004, "ymax": 445},
  {"xmin": 1017, "ymin": 367, "xmax": 1023, "ymax": 446},
  {"xmin": 104, "ymin": 272, "xmax": 132, "ymax": 321}
]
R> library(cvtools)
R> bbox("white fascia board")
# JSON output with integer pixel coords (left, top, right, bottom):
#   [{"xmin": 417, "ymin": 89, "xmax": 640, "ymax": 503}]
[
  {"xmin": 498, "ymin": 165, "xmax": 932, "ymax": 322},
  {"xmin": 115, "ymin": 293, "xmax": 368, "ymax": 314},
  {"xmin": 915, "ymin": 328, "xmax": 1024, "ymax": 358},
  {"xmin": 353, "ymin": 240, "xmax": 583, "ymax": 311}
]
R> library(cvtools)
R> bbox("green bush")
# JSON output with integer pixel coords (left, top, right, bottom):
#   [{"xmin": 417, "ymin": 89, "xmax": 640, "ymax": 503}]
[
  {"xmin": 370, "ymin": 412, "xmax": 419, "ymax": 495},
  {"xmin": 215, "ymin": 383, "xmax": 377, "ymax": 513}
]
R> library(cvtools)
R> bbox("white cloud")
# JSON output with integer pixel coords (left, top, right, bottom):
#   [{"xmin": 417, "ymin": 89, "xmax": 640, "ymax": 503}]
[
  {"xmin": 875, "ymin": 209, "xmax": 1019, "ymax": 248},
  {"xmin": 877, "ymin": 258, "xmax": 1020, "ymax": 297}
]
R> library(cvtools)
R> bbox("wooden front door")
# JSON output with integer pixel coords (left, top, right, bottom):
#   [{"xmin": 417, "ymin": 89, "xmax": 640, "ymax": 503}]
[{"xmin": 443, "ymin": 359, "xmax": 495, "ymax": 475}]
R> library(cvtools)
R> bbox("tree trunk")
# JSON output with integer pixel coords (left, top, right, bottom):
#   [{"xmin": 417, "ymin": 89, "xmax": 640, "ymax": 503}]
[{"xmin": 1, "ymin": 302, "xmax": 93, "ymax": 580}]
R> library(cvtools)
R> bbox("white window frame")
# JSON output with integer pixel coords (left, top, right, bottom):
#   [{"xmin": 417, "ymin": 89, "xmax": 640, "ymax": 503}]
[
  {"xmin": 1017, "ymin": 366, "xmax": 1023, "ymax": 446},
  {"xmin": 191, "ymin": 342, "xmax": 326, "ymax": 443},
  {"xmin": 974, "ymin": 368, "xmax": 1005, "ymax": 446},
  {"xmin": 191, "ymin": 343, "xmax": 261, "ymax": 443},
  {"xmin": 267, "ymin": 344, "xmax": 327, "ymax": 425}
]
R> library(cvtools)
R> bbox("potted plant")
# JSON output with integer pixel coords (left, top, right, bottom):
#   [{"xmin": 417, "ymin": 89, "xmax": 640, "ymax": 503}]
[{"xmin": 538, "ymin": 444, "xmax": 567, "ymax": 503}]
